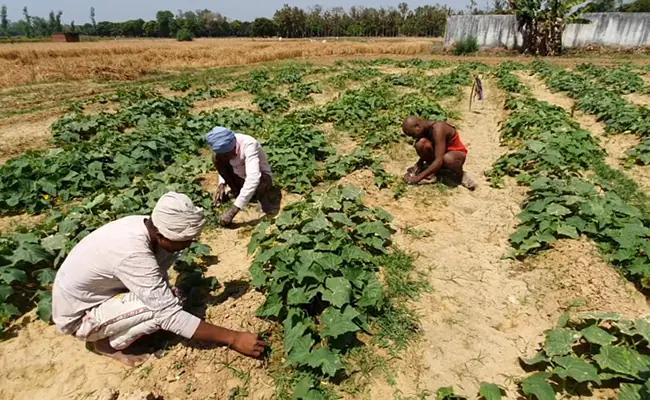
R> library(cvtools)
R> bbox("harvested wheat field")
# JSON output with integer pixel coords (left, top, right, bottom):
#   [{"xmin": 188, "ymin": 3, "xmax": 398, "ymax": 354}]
[{"xmin": 3, "ymin": 50, "xmax": 650, "ymax": 400}]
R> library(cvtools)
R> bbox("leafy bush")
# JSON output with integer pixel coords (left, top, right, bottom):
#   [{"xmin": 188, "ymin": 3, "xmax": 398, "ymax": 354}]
[
  {"xmin": 454, "ymin": 37, "xmax": 479, "ymax": 55},
  {"xmin": 248, "ymin": 186, "xmax": 395, "ymax": 379},
  {"xmin": 176, "ymin": 28, "xmax": 195, "ymax": 42},
  {"xmin": 254, "ymin": 92, "xmax": 291, "ymax": 114}
]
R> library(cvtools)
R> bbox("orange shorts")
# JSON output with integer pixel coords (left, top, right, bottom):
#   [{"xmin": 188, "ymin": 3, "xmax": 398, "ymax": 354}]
[{"xmin": 447, "ymin": 132, "xmax": 468, "ymax": 154}]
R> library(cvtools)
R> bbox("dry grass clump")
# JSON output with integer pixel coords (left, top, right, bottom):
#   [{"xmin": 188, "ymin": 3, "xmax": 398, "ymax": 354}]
[{"xmin": 0, "ymin": 37, "xmax": 436, "ymax": 86}]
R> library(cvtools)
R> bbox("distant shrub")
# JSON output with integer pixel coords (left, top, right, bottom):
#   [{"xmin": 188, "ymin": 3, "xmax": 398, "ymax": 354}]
[
  {"xmin": 454, "ymin": 36, "xmax": 479, "ymax": 55},
  {"xmin": 176, "ymin": 29, "xmax": 195, "ymax": 42}
]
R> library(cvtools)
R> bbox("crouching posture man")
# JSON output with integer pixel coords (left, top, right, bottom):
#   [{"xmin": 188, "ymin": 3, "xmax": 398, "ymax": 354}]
[
  {"xmin": 206, "ymin": 126, "xmax": 282, "ymax": 226},
  {"xmin": 52, "ymin": 192, "xmax": 265, "ymax": 366}
]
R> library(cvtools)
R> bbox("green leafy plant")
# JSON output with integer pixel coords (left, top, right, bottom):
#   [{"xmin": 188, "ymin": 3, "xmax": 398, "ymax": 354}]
[
  {"xmin": 169, "ymin": 79, "xmax": 192, "ymax": 92},
  {"xmin": 520, "ymin": 312, "xmax": 650, "ymax": 400},
  {"xmin": 254, "ymin": 92, "xmax": 291, "ymax": 114},
  {"xmin": 289, "ymin": 82, "xmax": 322, "ymax": 102},
  {"xmin": 176, "ymin": 28, "xmax": 195, "ymax": 42},
  {"xmin": 454, "ymin": 36, "xmax": 479, "ymax": 55}
]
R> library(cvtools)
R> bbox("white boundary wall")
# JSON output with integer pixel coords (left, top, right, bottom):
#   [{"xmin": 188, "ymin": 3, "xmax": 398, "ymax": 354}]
[{"xmin": 444, "ymin": 13, "xmax": 650, "ymax": 48}]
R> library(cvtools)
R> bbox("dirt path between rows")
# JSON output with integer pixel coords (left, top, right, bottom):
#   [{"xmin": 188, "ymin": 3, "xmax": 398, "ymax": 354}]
[{"xmin": 1, "ymin": 78, "xmax": 649, "ymax": 400}]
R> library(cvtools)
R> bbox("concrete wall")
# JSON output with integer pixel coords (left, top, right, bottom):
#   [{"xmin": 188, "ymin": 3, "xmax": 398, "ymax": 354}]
[{"xmin": 444, "ymin": 13, "xmax": 650, "ymax": 48}]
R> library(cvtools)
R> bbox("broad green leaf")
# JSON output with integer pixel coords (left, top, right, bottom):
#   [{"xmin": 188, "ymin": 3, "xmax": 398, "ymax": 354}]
[
  {"xmin": 10, "ymin": 243, "xmax": 50, "ymax": 266},
  {"xmin": 249, "ymin": 263, "xmax": 268, "ymax": 288},
  {"xmin": 329, "ymin": 213, "xmax": 354, "ymax": 227},
  {"xmin": 321, "ymin": 196, "xmax": 341, "ymax": 211},
  {"xmin": 41, "ymin": 234, "xmax": 67, "ymax": 253},
  {"xmin": 288, "ymin": 334, "xmax": 315, "ymax": 364},
  {"xmin": 634, "ymin": 318, "xmax": 650, "ymax": 343},
  {"xmin": 619, "ymin": 383, "xmax": 650, "ymax": 400},
  {"xmin": 295, "ymin": 261, "xmax": 325, "ymax": 284},
  {"xmin": 356, "ymin": 220, "xmax": 391, "ymax": 239},
  {"xmin": 593, "ymin": 345, "xmax": 650, "ymax": 379},
  {"xmin": 256, "ymin": 293, "xmax": 283, "ymax": 318},
  {"xmin": 0, "ymin": 285, "xmax": 13, "ymax": 301},
  {"xmin": 320, "ymin": 306, "xmax": 360, "ymax": 338},
  {"xmin": 314, "ymin": 253, "xmax": 341, "ymax": 271},
  {"xmin": 287, "ymin": 286, "xmax": 319, "ymax": 305},
  {"xmin": 553, "ymin": 355, "xmax": 601, "ymax": 384},
  {"xmin": 305, "ymin": 347, "xmax": 344, "ymax": 377},
  {"xmin": 556, "ymin": 312, "xmax": 570, "ymax": 328},
  {"xmin": 556, "ymin": 224, "xmax": 579, "ymax": 239},
  {"xmin": 0, "ymin": 302, "xmax": 20, "ymax": 318},
  {"xmin": 581, "ymin": 324, "xmax": 616, "ymax": 346},
  {"xmin": 322, "ymin": 277, "xmax": 352, "ymax": 307},
  {"xmin": 293, "ymin": 376, "xmax": 326, "ymax": 400},
  {"xmin": 284, "ymin": 321, "xmax": 308, "ymax": 354},
  {"xmin": 0, "ymin": 267, "xmax": 27, "ymax": 284},
  {"xmin": 36, "ymin": 268, "xmax": 57, "ymax": 285},
  {"xmin": 521, "ymin": 352, "xmax": 550, "ymax": 366},
  {"xmin": 616, "ymin": 319, "xmax": 637, "ymax": 336},
  {"xmin": 341, "ymin": 246, "xmax": 372, "ymax": 262},
  {"xmin": 341, "ymin": 186, "xmax": 361, "ymax": 200},
  {"xmin": 248, "ymin": 220, "xmax": 271, "ymax": 255},
  {"xmin": 303, "ymin": 213, "xmax": 331, "ymax": 233},
  {"xmin": 358, "ymin": 277, "xmax": 384, "ymax": 308},
  {"xmin": 521, "ymin": 372, "xmax": 556, "ymax": 400},
  {"xmin": 276, "ymin": 211, "xmax": 296, "ymax": 228},
  {"xmin": 479, "ymin": 382, "xmax": 502, "ymax": 400},
  {"xmin": 544, "ymin": 328, "xmax": 581, "ymax": 357},
  {"xmin": 36, "ymin": 290, "xmax": 52, "ymax": 322},
  {"xmin": 577, "ymin": 312, "xmax": 620, "ymax": 321},
  {"xmin": 547, "ymin": 203, "xmax": 571, "ymax": 216}
]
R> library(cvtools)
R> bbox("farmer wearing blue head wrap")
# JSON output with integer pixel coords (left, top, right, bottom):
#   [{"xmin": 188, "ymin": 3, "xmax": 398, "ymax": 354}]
[{"xmin": 206, "ymin": 126, "xmax": 281, "ymax": 226}]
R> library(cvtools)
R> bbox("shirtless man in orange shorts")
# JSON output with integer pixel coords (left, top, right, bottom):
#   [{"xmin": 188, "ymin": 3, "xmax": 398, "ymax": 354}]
[{"xmin": 401, "ymin": 116, "xmax": 477, "ymax": 191}]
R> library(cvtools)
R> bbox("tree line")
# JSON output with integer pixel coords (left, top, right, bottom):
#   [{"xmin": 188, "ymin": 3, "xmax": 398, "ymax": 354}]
[
  {"xmin": 1, "ymin": 0, "xmax": 649, "ymax": 40},
  {"xmin": 0, "ymin": 3, "xmax": 452, "ymax": 39}
]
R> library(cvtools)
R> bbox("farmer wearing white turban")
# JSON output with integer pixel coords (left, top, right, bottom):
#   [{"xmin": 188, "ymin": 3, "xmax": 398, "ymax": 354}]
[
  {"xmin": 205, "ymin": 126, "xmax": 281, "ymax": 226},
  {"xmin": 52, "ymin": 192, "xmax": 265, "ymax": 367}
]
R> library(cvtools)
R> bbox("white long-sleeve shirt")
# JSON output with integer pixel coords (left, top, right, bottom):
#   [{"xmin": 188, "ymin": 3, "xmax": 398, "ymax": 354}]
[
  {"xmin": 52, "ymin": 216, "xmax": 200, "ymax": 339},
  {"xmin": 218, "ymin": 134, "xmax": 272, "ymax": 209}
]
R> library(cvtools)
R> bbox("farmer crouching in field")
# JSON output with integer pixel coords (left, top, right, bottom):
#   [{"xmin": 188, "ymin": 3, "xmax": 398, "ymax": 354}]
[
  {"xmin": 52, "ymin": 192, "xmax": 265, "ymax": 366},
  {"xmin": 206, "ymin": 126, "xmax": 282, "ymax": 226},
  {"xmin": 401, "ymin": 116, "xmax": 477, "ymax": 191}
]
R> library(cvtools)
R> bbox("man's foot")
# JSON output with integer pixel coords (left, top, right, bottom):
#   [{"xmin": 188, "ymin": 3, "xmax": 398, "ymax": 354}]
[
  {"xmin": 88, "ymin": 339, "xmax": 150, "ymax": 367},
  {"xmin": 461, "ymin": 172, "xmax": 477, "ymax": 191}
]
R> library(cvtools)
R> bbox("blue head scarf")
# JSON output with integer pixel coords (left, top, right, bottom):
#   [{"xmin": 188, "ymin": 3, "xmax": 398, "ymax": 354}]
[{"xmin": 205, "ymin": 126, "xmax": 236, "ymax": 153}]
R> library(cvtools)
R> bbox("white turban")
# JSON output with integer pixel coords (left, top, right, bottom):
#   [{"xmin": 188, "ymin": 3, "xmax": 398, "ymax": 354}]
[{"xmin": 152, "ymin": 192, "xmax": 206, "ymax": 242}]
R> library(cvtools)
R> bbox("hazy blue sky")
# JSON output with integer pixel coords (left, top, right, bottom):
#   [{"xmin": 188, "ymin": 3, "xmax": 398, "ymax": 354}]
[{"xmin": 3, "ymin": 1, "xmax": 474, "ymax": 24}]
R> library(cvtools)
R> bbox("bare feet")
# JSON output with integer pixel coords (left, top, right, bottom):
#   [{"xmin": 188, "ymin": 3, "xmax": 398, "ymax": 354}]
[
  {"xmin": 88, "ymin": 339, "xmax": 150, "ymax": 367},
  {"xmin": 461, "ymin": 172, "xmax": 477, "ymax": 191}
]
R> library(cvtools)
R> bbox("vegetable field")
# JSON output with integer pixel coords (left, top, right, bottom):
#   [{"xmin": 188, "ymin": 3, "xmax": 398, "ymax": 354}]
[{"xmin": 3, "ymin": 55, "xmax": 650, "ymax": 400}]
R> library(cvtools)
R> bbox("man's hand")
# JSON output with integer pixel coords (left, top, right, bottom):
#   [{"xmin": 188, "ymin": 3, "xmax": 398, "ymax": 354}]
[
  {"xmin": 213, "ymin": 184, "xmax": 227, "ymax": 206},
  {"xmin": 405, "ymin": 175, "xmax": 420, "ymax": 185},
  {"xmin": 230, "ymin": 332, "xmax": 266, "ymax": 358},
  {"xmin": 171, "ymin": 286, "xmax": 185, "ymax": 305},
  {"xmin": 220, "ymin": 206, "xmax": 240, "ymax": 226}
]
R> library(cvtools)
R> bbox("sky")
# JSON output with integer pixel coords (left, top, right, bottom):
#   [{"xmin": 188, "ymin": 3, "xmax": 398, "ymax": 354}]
[{"xmin": 3, "ymin": 0, "xmax": 474, "ymax": 24}]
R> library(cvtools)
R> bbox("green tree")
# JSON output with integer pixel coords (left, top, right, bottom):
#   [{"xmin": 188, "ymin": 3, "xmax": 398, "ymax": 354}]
[
  {"xmin": 510, "ymin": 0, "xmax": 590, "ymax": 55},
  {"xmin": 90, "ymin": 7, "xmax": 96, "ymax": 34},
  {"xmin": 156, "ymin": 10, "xmax": 174, "ymax": 37},
  {"xmin": 620, "ymin": 0, "xmax": 650, "ymax": 11},
  {"xmin": 48, "ymin": 11, "xmax": 56, "ymax": 34},
  {"xmin": 1, "ymin": 5, "xmax": 8, "ymax": 36},
  {"xmin": 251, "ymin": 17, "xmax": 277, "ymax": 37},
  {"xmin": 22, "ymin": 6, "xmax": 32, "ymax": 37},
  {"xmin": 55, "ymin": 11, "xmax": 63, "ymax": 32},
  {"xmin": 142, "ymin": 20, "xmax": 158, "ymax": 37}
]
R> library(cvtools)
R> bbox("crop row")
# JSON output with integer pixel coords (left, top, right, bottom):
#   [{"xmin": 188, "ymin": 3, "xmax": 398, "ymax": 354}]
[
  {"xmin": 491, "ymin": 63, "xmax": 650, "ymax": 290},
  {"xmin": 575, "ymin": 62, "xmax": 646, "ymax": 95},
  {"xmin": 485, "ymin": 64, "xmax": 650, "ymax": 400},
  {"xmin": 532, "ymin": 60, "xmax": 650, "ymax": 166}
]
